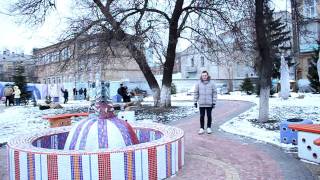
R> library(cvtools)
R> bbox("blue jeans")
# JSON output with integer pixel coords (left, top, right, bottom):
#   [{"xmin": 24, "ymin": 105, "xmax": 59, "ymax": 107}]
[{"xmin": 14, "ymin": 98, "xmax": 20, "ymax": 106}]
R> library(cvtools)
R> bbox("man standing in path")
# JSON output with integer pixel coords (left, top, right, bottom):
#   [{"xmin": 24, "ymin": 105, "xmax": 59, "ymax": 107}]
[{"xmin": 194, "ymin": 70, "xmax": 217, "ymax": 134}]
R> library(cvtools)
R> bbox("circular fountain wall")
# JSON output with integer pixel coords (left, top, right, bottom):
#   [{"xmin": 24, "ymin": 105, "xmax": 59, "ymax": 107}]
[{"xmin": 7, "ymin": 122, "xmax": 184, "ymax": 180}]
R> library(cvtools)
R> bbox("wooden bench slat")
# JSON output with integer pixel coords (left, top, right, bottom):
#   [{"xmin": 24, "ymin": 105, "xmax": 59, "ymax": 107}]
[
  {"xmin": 43, "ymin": 112, "xmax": 89, "ymax": 120},
  {"xmin": 288, "ymin": 124, "xmax": 320, "ymax": 134}
]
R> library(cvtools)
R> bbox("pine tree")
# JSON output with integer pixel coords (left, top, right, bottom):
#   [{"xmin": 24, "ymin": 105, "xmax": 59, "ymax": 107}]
[
  {"xmin": 307, "ymin": 44, "xmax": 320, "ymax": 93},
  {"xmin": 265, "ymin": 8, "xmax": 291, "ymax": 79},
  {"xmin": 255, "ymin": 4, "xmax": 291, "ymax": 95},
  {"xmin": 13, "ymin": 64, "xmax": 28, "ymax": 102},
  {"xmin": 240, "ymin": 77, "xmax": 254, "ymax": 95}
]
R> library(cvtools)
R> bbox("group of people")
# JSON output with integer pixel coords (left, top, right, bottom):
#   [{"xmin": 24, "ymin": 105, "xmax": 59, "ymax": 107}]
[
  {"xmin": 60, "ymin": 87, "xmax": 88, "ymax": 104},
  {"xmin": 73, "ymin": 87, "xmax": 87, "ymax": 100},
  {"xmin": 3, "ymin": 85, "xmax": 21, "ymax": 106}
]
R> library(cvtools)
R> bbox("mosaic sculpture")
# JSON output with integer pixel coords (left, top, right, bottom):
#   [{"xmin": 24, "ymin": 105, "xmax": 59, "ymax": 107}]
[
  {"xmin": 7, "ymin": 100, "xmax": 184, "ymax": 180},
  {"xmin": 64, "ymin": 101, "xmax": 139, "ymax": 150}
]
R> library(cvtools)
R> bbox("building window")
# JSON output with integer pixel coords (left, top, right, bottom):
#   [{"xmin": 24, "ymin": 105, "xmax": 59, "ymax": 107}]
[
  {"xmin": 48, "ymin": 78, "xmax": 51, "ymax": 84},
  {"xmin": 201, "ymin": 57, "xmax": 205, "ymax": 67},
  {"xmin": 191, "ymin": 58, "xmax": 194, "ymax": 67},
  {"xmin": 43, "ymin": 79, "xmax": 46, "ymax": 84},
  {"xmin": 304, "ymin": 0, "xmax": 317, "ymax": 18},
  {"xmin": 61, "ymin": 47, "xmax": 70, "ymax": 60}
]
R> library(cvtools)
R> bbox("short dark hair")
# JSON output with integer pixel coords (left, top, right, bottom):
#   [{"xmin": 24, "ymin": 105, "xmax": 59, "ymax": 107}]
[{"xmin": 201, "ymin": 70, "xmax": 209, "ymax": 74}]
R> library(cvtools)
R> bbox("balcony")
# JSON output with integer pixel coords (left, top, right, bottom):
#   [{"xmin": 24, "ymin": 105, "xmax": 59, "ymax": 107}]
[{"xmin": 185, "ymin": 66, "xmax": 197, "ymax": 73}]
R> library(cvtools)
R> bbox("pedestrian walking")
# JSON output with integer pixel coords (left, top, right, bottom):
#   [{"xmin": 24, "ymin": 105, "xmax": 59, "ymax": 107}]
[
  {"xmin": 123, "ymin": 86, "xmax": 131, "ymax": 102},
  {"xmin": 13, "ymin": 86, "xmax": 21, "ymax": 106},
  {"xmin": 79, "ymin": 88, "xmax": 84, "ymax": 100},
  {"xmin": 73, "ymin": 87, "xmax": 77, "ymax": 100},
  {"xmin": 194, "ymin": 70, "xmax": 217, "ymax": 134},
  {"xmin": 3, "ymin": 84, "xmax": 13, "ymax": 106},
  {"xmin": 84, "ymin": 88, "xmax": 87, "ymax": 100},
  {"xmin": 117, "ymin": 83, "xmax": 127, "ymax": 102},
  {"xmin": 61, "ymin": 88, "xmax": 69, "ymax": 104},
  {"xmin": 73, "ymin": 88, "xmax": 77, "ymax": 96}
]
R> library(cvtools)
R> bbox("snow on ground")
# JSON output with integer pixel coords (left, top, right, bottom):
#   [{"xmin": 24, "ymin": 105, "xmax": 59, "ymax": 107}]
[
  {"xmin": 145, "ymin": 91, "xmax": 320, "ymax": 149},
  {"xmin": 0, "ymin": 100, "xmax": 91, "ymax": 144},
  {"xmin": 0, "ymin": 99, "xmax": 197, "ymax": 144},
  {"xmin": 0, "ymin": 92, "xmax": 319, "ymax": 151},
  {"xmin": 219, "ymin": 92, "xmax": 320, "ymax": 149}
]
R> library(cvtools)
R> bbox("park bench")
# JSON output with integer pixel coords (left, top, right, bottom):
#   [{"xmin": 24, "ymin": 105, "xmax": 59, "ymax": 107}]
[
  {"xmin": 43, "ymin": 112, "xmax": 89, "ymax": 128},
  {"xmin": 288, "ymin": 124, "xmax": 320, "ymax": 163}
]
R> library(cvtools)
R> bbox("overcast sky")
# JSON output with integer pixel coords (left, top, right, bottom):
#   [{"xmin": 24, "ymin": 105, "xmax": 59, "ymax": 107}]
[{"xmin": 0, "ymin": 0, "xmax": 289, "ymax": 55}]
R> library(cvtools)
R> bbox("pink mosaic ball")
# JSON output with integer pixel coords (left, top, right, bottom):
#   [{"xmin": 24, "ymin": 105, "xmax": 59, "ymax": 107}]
[{"xmin": 64, "ymin": 102, "xmax": 139, "ymax": 150}]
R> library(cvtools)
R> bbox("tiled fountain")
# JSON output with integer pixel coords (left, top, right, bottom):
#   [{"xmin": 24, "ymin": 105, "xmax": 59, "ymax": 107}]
[{"xmin": 7, "ymin": 84, "xmax": 184, "ymax": 179}]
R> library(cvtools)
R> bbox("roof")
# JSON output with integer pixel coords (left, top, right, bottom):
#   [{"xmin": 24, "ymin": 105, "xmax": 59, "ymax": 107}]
[{"xmin": 0, "ymin": 52, "xmax": 33, "ymax": 62}]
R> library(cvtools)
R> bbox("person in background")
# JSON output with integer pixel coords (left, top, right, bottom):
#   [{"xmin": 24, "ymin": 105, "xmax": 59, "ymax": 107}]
[
  {"xmin": 123, "ymin": 86, "xmax": 131, "ymax": 102},
  {"xmin": 117, "ymin": 83, "xmax": 126, "ymax": 101},
  {"xmin": 61, "ymin": 88, "xmax": 69, "ymax": 104},
  {"xmin": 79, "ymin": 88, "xmax": 84, "ymax": 100},
  {"xmin": 194, "ymin": 70, "xmax": 217, "ymax": 134},
  {"xmin": 13, "ymin": 86, "xmax": 21, "ymax": 106},
  {"xmin": 84, "ymin": 88, "xmax": 87, "ymax": 100},
  {"xmin": 73, "ymin": 88, "xmax": 77, "ymax": 96},
  {"xmin": 3, "ymin": 85, "xmax": 13, "ymax": 106},
  {"xmin": 73, "ymin": 87, "xmax": 77, "ymax": 100}
]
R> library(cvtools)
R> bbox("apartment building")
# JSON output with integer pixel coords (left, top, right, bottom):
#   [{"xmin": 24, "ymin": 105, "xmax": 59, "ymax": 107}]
[
  {"xmin": 295, "ymin": 0, "xmax": 320, "ymax": 79},
  {"xmin": 33, "ymin": 34, "xmax": 145, "ymax": 88},
  {"xmin": 0, "ymin": 50, "xmax": 36, "ymax": 82}
]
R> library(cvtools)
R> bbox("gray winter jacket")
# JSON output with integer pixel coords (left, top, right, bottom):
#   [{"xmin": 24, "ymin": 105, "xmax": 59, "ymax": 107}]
[{"xmin": 194, "ymin": 80, "xmax": 217, "ymax": 107}]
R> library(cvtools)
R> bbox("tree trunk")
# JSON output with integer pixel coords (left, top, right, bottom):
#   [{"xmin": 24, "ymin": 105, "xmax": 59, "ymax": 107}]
[
  {"xmin": 290, "ymin": 0, "xmax": 300, "ymax": 80},
  {"xmin": 126, "ymin": 43, "xmax": 161, "ymax": 106},
  {"xmin": 227, "ymin": 67, "xmax": 233, "ymax": 92},
  {"xmin": 255, "ymin": 0, "xmax": 272, "ymax": 122},
  {"xmin": 228, "ymin": 79, "xmax": 233, "ymax": 92},
  {"xmin": 159, "ymin": 0, "xmax": 184, "ymax": 107},
  {"xmin": 259, "ymin": 84, "xmax": 270, "ymax": 121}
]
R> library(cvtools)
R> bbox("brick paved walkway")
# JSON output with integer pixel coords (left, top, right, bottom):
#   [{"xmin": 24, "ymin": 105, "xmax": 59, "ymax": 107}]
[{"xmin": 171, "ymin": 100, "xmax": 317, "ymax": 180}]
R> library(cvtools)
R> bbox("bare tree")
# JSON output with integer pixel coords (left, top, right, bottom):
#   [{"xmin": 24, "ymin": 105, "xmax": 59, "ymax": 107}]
[
  {"xmin": 10, "ymin": 0, "xmax": 162, "ymax": 105},
  {"xmin": 132, "ymin": 0, "xmax": 247, "ymax": 106},
  {"xmin": 9, "ymin": 0, "xmax": 246, "ymax": 107}
]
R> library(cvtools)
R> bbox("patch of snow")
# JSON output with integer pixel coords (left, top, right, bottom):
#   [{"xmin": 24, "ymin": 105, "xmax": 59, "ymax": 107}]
[
  {"xmin": 220, "ymin": 92, "xmax": 320, "ymax": 149},
  {"xmin": 0, "ymin": 100, "xmax": 91, "ymax": 143}
]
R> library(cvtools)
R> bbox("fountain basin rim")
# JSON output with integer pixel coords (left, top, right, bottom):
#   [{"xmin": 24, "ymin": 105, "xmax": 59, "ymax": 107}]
[{"xmin": 7, "ymin": 122, "xmax": 184, "ymax": 155}]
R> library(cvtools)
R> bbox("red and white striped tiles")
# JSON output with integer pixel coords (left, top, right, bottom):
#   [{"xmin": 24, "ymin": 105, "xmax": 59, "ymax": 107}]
[{"xmin": 8, "ymin": 123, "xmax": 184, "ymax": 180}]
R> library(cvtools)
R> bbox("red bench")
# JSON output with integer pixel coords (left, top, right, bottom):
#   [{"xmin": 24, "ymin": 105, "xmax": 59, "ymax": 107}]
[
  {"xmin": 289, "ymin": 124, "xmax": 320, "ymax": 146},
  {"xmin": 43, "ymin": 112, "xmax": 89, "ymax": 128}
]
